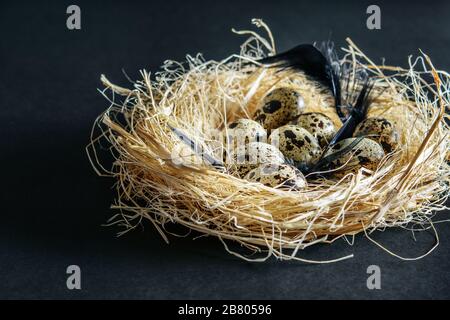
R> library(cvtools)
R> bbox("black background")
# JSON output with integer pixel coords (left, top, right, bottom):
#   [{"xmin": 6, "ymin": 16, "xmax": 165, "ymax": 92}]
[{"xmin": 1, "ymin": 0, "xmax": 449, "ymax": 299}]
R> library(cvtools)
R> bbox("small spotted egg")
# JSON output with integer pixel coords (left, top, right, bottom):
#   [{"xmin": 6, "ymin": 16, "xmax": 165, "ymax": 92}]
[
  {"xmin": 290, "ymin": 112, "xmax": 337, "ymax": 147},
  {"xmin": 324, "ymin": 137, "xmax": 385, "ymax": 175},
  {"xmin": 230, "ymin": 142, "xmax": 285, "ymax": 177},
  {"xmin": 353, "ymin": 117, "xmax": 399, "ymax": 153},
  {"xmin": 244, "ymin": 163, "xmax": 307, "ymax": 189},
  {"xmin": 269, "ymin": 125, "xmax": 322, "ymax": 166},
  {"xmin": 225, "ymin": 118, "xmax": 267, "ymax": 148},
  {"xmin": 253, "ymin": 87, "xmax": 305, "ymax": 131}
]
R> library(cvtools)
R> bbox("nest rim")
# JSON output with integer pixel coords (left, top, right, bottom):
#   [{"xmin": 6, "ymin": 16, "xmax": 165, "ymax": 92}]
[{"xmin": 88, "ymin": 20, "xmax": 450, "ymax": 263}]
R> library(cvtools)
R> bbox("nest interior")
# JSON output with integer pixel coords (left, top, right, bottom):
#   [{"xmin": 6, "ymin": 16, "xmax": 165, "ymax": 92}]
[{"xmin": 88, "ymin": 20, "xmax": 450, "ymax": 262}]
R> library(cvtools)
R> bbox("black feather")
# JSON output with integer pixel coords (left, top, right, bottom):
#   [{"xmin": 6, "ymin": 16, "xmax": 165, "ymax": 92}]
[
  {"xmin": 316, "ymin": 41, "xmax": 345, "ymax": 120},
  {"xmin": 258, "ymin": 43, "xmax": 343, "ymax": 117},
  {"xmin": 312, "ymin": 136, "xmax": 365, "ymax": 172},
  {"xmin": 328, "ymin": 78, "xmax": 375, "ymax": 146},
  {"xmin": 169, "ymin": 126, "xmax": 225, "ymax": 170},
  {"xmin": 291, "ymin": 136, "xmax": 365, "ymax": 175}
]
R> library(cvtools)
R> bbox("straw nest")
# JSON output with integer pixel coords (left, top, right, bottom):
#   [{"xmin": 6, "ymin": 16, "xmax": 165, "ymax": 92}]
[{"xmin": 88, "ymin": 20, "xmax": 450, "ymax": 262}]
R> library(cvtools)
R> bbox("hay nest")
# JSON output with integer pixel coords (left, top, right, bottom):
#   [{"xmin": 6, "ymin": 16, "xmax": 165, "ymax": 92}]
[{"xmin": 88, "ymin": 20, "xmax": 450, "ymax": 262}]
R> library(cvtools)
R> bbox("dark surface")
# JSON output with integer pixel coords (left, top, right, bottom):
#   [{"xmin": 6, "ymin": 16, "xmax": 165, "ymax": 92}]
[{"xmin": 0, "ymin": 0, "xmax": 449, "ymax": 299}]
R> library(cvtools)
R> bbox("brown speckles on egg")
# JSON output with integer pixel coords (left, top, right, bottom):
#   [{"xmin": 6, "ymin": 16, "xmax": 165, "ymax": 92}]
[
  {"xmin": 269, "ymin": 125, "xmax": 321, "ymax": 165},
  {"xmin": 290, "ymin": 112, "xmax": 337, "ymax": 147},
  {"xmin": 357, "ymin": 156, "xmax": 371, "ymax": 165},
  {"xmin": 253, "ymin": 87, "xmax": 305, "ymax": 131},
  {"xmin": 324, "ymin": 138, "xmax": 385, "ymax": 176},
  {"xmin": 255, "ymin": 113, "xmax": 267, "ymax": 124},
  {"xmin": 230, "ymin": 142, "xmax": 285, "ymax": 176},
  {"xmin": 284, "ymin": 130, "xmax": 305, "ymax": 150},
  {"xmin": 354, "ymin": 117, "xmax": 399, "ymax": 153},
  {"xmin": 225, "ymin": 119, "xmax": 267, "ymax": 152},
  {"xmin": 263, "ymin": 100, "xmax": 282, "ymax": 113},
  {"xmin": 304, "ymin": 135, "xmax": 311, "ymax": 144},
  {"xmin": 244, "ymin": 163, "xmax": 307, "ymax": 189}
]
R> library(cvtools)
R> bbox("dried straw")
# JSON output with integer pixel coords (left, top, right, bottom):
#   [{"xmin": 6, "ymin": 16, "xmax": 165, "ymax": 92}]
[{"xmin": 87, "ymin": 19, "xmax": 450, "ymax": 262}]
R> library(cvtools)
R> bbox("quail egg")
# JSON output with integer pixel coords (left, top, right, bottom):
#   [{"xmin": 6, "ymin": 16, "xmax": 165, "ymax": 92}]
[
  {"xmin": 253, "ymin": 87, "xmax": 305, "ymax": 131},
  {"xmin": 353, "ymin": 117, "xmax": 399, "ymax": 153},
  {"xmin": 225, "ymin": 118, "xmax": 267, "ymax": 148},
  {"xmin": 230, "ymin": 142, "xmax": 285, "ymax": 176},
  {"xmin": 269, "ymin": 125, "xmax": 322, "ymax": 166},
  {"xmin": 244, "ymin": 163, "xmax": 307, "ymax": 189},
  {"xmin": 324, "ymin": 137, "xmax": 385, "ymax": 175},
  {"xmin": 290, "ymin": 112, "xmax": 337, "ymax": 147}
]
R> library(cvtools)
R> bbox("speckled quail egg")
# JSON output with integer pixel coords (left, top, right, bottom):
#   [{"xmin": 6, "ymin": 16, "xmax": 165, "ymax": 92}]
[
  {"xmin": 230, "ymin": 142, "xmax": 285, "ymax": 176},
  {"xmin": 324, "ymin": 137, "xmax": 385, "ymax": 175},
  {"xmin": 353, "ymin": 117, "xmax": 399, "ymax": 153},
  {"xmin": 269, "ymin": 125, "xmax": 322, "ymax": 166},
  {"xmin": 225, "ymin": 118, "xmax": 267, "ymax": 148},
  {"xmin": 253, "ymin": 87, "xmax": 305, "ymax": 131},
  {"xmin": 290, "ymin": 112, "xmax": 337, "ymax": 147},
  {"xmin": 244, "ymin": 163, "xmax": 307, "ymax": 189}
]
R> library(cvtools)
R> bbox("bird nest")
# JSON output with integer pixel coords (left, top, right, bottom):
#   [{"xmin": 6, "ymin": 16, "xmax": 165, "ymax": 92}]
[{"xmin": 88, "ymin": 20, "xmax": 450, "ymax": 262}]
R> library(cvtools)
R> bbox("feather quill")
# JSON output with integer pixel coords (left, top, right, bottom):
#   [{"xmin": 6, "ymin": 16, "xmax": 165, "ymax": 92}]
[
  {"xmin": 170, "ymin": 126, "xmax": 225, "ymax": 170},
  {"xmin": 328, "ymin": 78, "xmax": 375, "ymax": 146}
]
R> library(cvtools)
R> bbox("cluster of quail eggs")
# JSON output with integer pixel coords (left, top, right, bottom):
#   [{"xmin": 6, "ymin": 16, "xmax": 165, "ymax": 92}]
[{"xmin": 223, "ymin": 87, "xmax": 399, "ymax": 189}]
